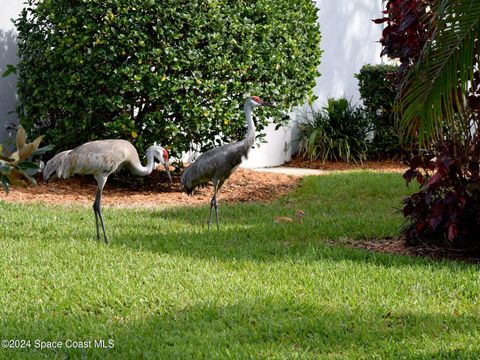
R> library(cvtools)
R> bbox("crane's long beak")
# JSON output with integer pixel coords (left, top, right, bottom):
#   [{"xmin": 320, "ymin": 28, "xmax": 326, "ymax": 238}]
[
  {"xmin": 262, "ymin": 101, "xmax": 276, "ymax": 108},
  {"xmin": 164, "ymin": 162, "xmax": 173, "ymax": 184}
]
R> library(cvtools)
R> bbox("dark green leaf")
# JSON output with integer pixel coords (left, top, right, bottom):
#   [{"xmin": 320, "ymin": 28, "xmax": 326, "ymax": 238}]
[
  {"xmin": 1, "ymin": 64, "xmax": 16, "ymax": 78},
  {"xmin": 31, "ymin": 145, "xmax": 54, "ymax": 158}
]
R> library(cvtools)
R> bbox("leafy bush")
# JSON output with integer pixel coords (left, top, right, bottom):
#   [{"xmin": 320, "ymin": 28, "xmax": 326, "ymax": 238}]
[
  {"xmin": 402, "ymin": 118, "xmax": 480, "ymax": 249},
  {"xmin": 296, "ymin": 98, "xmax": 371, "ymax": 163},
  {"xmin": 14, "ymin": 0, "xmax": 321, "ymax": 158},
  {"xmin": 355, "ymin": 64, "xmax": 401, "ymax": 159},
  {"xmin": 0, "ymin": 126, "xmax": 49, "ymax": 193}
]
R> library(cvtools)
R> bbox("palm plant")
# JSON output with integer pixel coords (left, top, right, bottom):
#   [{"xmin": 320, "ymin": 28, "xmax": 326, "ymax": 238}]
[{"xmin": 397, "ymin": 0, "xmax": 480, "ymax": 145}]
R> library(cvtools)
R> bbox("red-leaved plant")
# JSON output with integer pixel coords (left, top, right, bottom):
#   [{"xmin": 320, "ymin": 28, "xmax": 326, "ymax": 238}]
[
  {"xmin": 374, "ymin": 0, "xmax": 435, "ymax": 73},
  {"xmin": 402, "ymin": 133, "xmax": 480, "ymax": 249}
]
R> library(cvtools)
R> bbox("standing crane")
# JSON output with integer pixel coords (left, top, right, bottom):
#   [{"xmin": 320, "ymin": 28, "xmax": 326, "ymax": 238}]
[
  {"xmin": 181, "ymin": 96, "xmax": 275, "ymax": 230},
  {"xmin": 43, "ymin": 139, "xmax": 172, "ymax": 243}
]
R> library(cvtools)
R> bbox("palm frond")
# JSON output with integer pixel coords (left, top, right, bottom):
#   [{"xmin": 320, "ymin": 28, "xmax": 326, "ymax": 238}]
[{"xmin": 397, "ymin": 0, "xmax": 480, "ymax": 146}]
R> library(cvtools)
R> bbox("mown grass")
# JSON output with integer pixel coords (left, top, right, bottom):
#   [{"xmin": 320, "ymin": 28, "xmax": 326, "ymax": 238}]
[{"xmin": 1, "ymin": 171, "xmax": 480, "ymax": 359}]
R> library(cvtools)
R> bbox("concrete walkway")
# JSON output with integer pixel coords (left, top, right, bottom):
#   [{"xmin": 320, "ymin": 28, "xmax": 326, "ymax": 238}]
[{"xmin": 252, "ymin": 166, "xmax": 325, "ymax": 177}]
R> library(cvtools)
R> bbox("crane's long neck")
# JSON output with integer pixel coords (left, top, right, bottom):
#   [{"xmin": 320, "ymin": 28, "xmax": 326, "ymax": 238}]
[
  {"xmin": 130, "ymin": 149, "xmax": 156, "ymax": 177},
  {"xmin": 243, "ymin": 102, "xmax": 256, "ymax": 149}
]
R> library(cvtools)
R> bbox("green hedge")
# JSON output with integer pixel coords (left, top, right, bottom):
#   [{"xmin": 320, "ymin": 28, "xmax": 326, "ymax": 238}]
[
  {"xmin": 355, "ymin": 64, "xmax": 401, "ymax": 159},
  {"xmin": 14, "ymin": 0, "xmax": 322, "ymax": 158}
]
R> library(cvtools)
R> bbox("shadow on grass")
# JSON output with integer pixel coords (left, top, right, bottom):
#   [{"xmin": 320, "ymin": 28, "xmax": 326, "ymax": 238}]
[
  {"xmin": 2, "ymin": 301, "xmax": 479, "ymax": 359},
  {"xmin": 109, "ymin": 210, "xmax": 478, "ymax": 273},
  {"xmin": 1, "ymin": 196, "xmax": 476, "ymax": 272}
]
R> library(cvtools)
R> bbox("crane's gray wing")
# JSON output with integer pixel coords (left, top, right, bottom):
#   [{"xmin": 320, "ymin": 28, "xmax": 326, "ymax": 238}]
[
  {"xmin": 44, "ymin": 143, "xmax": 127, "ymax": 180},
  {"xmin": 43, "ymin": 150, "xmax": 73, "ymax": 180},
  {"xmin": 181, "ymin": 142, "xmax": 247, "ymax": 194},
  {"xmin": 181, "ymin": 153, "xmax": 217, "ymax": 193}
]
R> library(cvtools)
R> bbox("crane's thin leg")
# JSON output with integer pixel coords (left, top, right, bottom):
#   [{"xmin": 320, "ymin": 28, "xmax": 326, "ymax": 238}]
[
  {"xmin": 93, "ymin": 175, "xmax": 109, "ymax": 244},
  {"xmin": 208, "ymin": 183, "xmax": 220, "ymax": 231},
  {"xmin": 208, "ymin": 195, "xmax": 215, "ymax": 231},
  {"xmin": 94, "ymin": 203, "xmax": 100, "ymax": 241},
  {"xmin": 214, "ymin": 194, "xmax": 219, "ymax": 231}
]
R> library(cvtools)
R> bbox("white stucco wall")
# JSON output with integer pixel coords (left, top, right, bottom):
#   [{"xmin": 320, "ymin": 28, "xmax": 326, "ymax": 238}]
[
  {"xmin": 241, "ymin": 115, "xmax": 295, "ymax": 168},
  {"xmin": 0, "ymin": 1, "xmax": 22, "ymax": 146},
  {"xmin": 242, "ymin": 0, "xmax": 383, "ymax": 168},
  {"xmin": 311, "ymin": 0, "xmax": 383, "ymax": 107}
]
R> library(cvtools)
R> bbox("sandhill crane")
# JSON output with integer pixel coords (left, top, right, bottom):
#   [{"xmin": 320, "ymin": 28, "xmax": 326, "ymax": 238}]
[
  {"xmin": 181, "ymin": 96, "xmax": 275, "ymax": 230},
  {"xmin": 44, "ymin": 139, "xmax": 172, "ymax": 243}
]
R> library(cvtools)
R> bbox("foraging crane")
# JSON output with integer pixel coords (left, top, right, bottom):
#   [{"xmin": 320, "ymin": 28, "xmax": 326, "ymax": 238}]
[
  {"xmin": 44, "ymin": 139, "xmax": 172, "ymax": 243},
  {"xmin": 181, "ymin": 96, "xmax": 275, "ymax": 230}
]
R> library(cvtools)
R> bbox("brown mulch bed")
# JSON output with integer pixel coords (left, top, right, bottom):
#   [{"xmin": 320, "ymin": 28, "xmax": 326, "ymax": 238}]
[
  {"xmin": 1, "ymin": 159, "xmax": 406, "ymax": 208},
  {"xmin": 0, "ymin": 167, "xmax": 299, "ymax": 208},
  {"xmin": 352, "ymin": 238, "xmax": 480, "ymax": 264}
]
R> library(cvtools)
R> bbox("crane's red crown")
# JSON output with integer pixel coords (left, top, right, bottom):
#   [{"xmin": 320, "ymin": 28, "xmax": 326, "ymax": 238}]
[
  {"xmin": 251, "ymin": 96, "xmax": 262, "ymax": 103},
  {"xmin": 163, "ymin": 149, "xmax": 169, "ymax": 160}
]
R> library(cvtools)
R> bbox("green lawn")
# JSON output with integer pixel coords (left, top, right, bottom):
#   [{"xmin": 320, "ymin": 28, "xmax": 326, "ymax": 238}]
[{"xmin": 1, "ymin": 171, "xmax": 480, "ymax": 359}]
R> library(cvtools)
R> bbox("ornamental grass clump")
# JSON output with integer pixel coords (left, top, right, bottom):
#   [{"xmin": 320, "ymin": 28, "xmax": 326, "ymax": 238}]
[{"xmin": 296, "ymin": 98, "xmax": 371, "ymax": 163}]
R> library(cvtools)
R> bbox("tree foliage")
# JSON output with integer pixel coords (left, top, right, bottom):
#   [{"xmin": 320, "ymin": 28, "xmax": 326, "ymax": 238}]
[
  {"xmin": 376, "ymin": 0, "xmax": 480, "ymax": 146},
  {"xmin": 374, "ymin": 0, "xmax": 434, "ymax": 74},
  {"xmin": 377, "ymin": 0, "xmax": 480, "ymax": 249},
  {"xmin": 14, "ymin": 0, "xmax": 321, "ymax": 158}
]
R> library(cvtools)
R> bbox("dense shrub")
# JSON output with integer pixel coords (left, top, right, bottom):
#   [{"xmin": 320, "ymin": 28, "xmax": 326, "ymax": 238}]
[
  {"xmin": 296, "ymin": 98, "xmax": 371, "ymax": 163},
  {"xmin": 355, "ymin": 64, "xmax": 401, "ymax": 160},
  {"xmin": 14, "ymin": 0, "xmax": 322, "ymax": 158}
]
